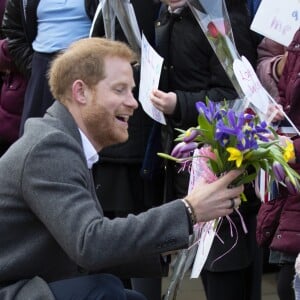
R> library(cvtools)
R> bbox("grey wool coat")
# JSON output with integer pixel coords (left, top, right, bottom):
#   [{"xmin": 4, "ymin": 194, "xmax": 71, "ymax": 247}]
[{"xmin": 0, "ymin": 101, "xmax": 190, "ymax": 299}]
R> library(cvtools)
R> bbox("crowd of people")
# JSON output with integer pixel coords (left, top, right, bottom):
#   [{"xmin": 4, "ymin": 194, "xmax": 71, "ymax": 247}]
[{"xmin": 0, "ymin": 0, "xmax": 299, "ymax": 299}]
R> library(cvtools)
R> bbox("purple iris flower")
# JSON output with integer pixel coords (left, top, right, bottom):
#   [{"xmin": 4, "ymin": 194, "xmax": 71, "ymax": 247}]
[
  {"xmin": 215, "ymin": 111, "xmax": 244, "ymax": 141},
  {"xmin": 215, "ymin": 109, "xmax": 265, "ymax": 151},
  {"xmin": 254, "ymin": 121, "xmax": 270, "ymax": 142},
  {"xmin": 196, "ymin": 101, "xmax": 214, "ymax": 122},
  {"xmin": 215, "ymin": 107, "xmax": 227, "ymax": 120},
  {"xmin": 244, "ymin": 113, "xmax": 255, "ymax": 121},
  {"xmin": 196, "ymin": 100, "xmax": 223, "ymax": 123},
  {"xmin": 215, "ymin": 125, "xmax": 230, "ymax": 147},
  {"xmin": 237, "ymin": 135, "xmax": 258, "ymax": 151}
]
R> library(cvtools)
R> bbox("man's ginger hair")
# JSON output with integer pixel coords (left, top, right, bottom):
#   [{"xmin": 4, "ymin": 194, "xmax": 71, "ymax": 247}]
[{"xmin": 48, "ymin": 37, "xmax": 136, "ymax": 102}]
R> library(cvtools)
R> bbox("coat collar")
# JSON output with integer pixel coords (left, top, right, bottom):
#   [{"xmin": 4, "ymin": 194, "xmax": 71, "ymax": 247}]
[{"xmin": 45, "ymin": 100, "xmax": 82, "ymax": 146}]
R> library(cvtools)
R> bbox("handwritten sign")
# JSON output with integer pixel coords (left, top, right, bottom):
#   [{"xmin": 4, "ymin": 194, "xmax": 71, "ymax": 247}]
[
  {"xmin": 233, "ymin": 56, "xmax": 300, "ymax": 133},
  {"xmin": 233, "ymin": 56, "xmax": 269, "ymax": 115},
  {"xmin": 250, "ymin": 0, "xmax": 300, "ymax": 46},
  {"xmin": 138, "ymin": 34, "xmax": 166, "ymax": 125}
]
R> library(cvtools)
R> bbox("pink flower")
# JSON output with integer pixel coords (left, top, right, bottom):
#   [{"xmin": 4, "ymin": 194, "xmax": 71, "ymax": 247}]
[
  {"xmin": 197, "ymin": 158, "xmax": 218, "ymax": 184},
  {"xmin": 200, "ymin": 162, "xmax": 218, "ymax": 183},
  {"xmin": 198, "ymin": 145, "xmax": 217, "ymax": 162}
]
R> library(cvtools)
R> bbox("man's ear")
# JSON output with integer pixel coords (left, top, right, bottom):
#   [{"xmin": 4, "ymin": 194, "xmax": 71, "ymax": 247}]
[{"xmin": 72, "ymin": 80, "xmax": 88, "ymax": 104}]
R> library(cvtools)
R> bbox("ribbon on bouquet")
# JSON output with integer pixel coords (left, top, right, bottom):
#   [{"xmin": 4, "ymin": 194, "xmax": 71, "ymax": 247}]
[
  {"xmin": 164, "ymin": 148, "xmax": 247, "ymax": 299},
  {"xmin": 189, "ymin": 148, "xmax": 247, "ymax": 278},
  {"xmin": 164, "ymin": 148, "xmax": 218, "ymax": 300}
]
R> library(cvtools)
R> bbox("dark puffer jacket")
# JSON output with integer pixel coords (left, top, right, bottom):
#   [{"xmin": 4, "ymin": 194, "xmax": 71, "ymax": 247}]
[
  {"xmin": 278, "ymin": 29, "xmax": 300, "ymax": 128},
  {"xmin": 269, "ymin": 29, "xmax": 300, "ymax": 255},
  {"xmin": 0, "ymin": 0, "xmax": 27, "ymax": 151},
  {"xmin": 0, "ymin": 39, "xmax": 27, "ymax": 145}
]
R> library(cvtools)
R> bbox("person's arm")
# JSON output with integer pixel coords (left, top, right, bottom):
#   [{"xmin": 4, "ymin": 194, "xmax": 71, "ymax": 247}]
[
  {"xmin": 151, "ymin": 50, "xmax": 238, "ymax": 130},
  {"xmin": 151, "ymin": 86, "xmax": 237, "ymax": 130},
  {"xmin": 256, "ymin": 37, "xmax": 286, "ymax": 98},
  {"xmin": 0, "ymin": 39, "xmax": 12, "ymax": 72},
  {"xmin": 1, "ymin": 0, "xmax": 33, "ymax": 77},
  {"xmin": 22, "ymin": 129, "xmax": 242, "ymax": 274}
]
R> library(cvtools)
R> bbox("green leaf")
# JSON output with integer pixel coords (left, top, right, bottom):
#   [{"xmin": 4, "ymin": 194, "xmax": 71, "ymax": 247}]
[{"xmin": 235, "ymin": 172, "xmax": 257, "ymax": 185}]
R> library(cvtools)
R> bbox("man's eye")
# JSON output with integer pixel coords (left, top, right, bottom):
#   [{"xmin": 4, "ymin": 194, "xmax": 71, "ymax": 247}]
[{"xmin": 115, "ymin": 88, "xmax": 124, "ymax": 94}]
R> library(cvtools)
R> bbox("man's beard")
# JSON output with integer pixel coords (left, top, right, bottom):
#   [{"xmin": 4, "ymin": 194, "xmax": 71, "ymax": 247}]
[{"xmin": 82, "ymin": 104, "xmax": 129, "ymax": 149}]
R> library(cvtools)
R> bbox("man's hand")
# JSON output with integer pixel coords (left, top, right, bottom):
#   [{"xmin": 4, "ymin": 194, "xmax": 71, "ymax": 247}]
[{"xmin": 185, "ymin": 170, "xmax": 244, "ymax": 222}]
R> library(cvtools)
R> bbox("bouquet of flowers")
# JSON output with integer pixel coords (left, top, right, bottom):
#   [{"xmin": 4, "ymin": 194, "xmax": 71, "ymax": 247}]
[
  {"xmin": 159, "ymin": 100, "xmax": 300, "ymax": 300},
  {"xmin": 159, "ymin": 99, "xmax": 300, "ymax": 196}
]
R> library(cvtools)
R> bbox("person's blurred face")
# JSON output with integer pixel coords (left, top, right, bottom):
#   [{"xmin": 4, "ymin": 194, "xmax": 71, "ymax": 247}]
[
  {"xmin": 166, "ymin": 0, "xmax": 188, "ymax": 11},
  {"xmin": 82, "ymin": 56, "xmax": 138, "ymax": 150}
]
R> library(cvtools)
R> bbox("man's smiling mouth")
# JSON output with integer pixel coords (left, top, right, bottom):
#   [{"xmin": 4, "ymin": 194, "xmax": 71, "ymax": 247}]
[{"xmin": 116, "ymin": 115, "xmax": 130, "ymax": 123}]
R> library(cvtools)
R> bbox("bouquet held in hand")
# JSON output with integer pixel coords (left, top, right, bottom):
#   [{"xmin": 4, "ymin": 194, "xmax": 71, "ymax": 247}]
[{"xmin": 159, "ymin": 99, "xmax": 300, "ymax": 202}]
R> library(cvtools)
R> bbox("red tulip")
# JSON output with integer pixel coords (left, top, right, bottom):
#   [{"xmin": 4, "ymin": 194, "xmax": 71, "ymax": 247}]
[
  {"xmin": 244, "ymin": 107, "xmax": 256, "ymax": 116},
  {"xmin": 207, "ymin": 22, "xmax": 219, "ymax": 38},
  {"xmin": 207, "ymin": 19, "xmax": 228, "ymax": 38}
]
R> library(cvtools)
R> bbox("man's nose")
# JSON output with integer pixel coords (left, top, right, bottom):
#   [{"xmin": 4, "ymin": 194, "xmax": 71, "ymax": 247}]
[{"xmin": 127, "ymin": 92, "xmax": 138, "ymax": 109}]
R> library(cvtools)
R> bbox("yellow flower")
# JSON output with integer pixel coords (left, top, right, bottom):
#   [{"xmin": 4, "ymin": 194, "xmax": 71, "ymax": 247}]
[
  {"xmin": 283, "ymin": 140, "xmax": 295, "ymax": 162},
  {"xmin": 226, "ymin": 147, "xmax": 243, "ymax": 168}
]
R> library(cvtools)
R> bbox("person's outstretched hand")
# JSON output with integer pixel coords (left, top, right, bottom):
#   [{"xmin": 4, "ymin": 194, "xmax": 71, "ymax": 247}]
[{"xmin": 185, "ymin": 170, "xmax": 244, "ymax": 222}]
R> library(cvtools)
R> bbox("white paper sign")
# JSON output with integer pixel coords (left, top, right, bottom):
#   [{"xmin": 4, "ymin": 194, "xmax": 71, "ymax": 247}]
[
  {"xmin": 234, "ymin": 56, "xmax": 300, "ymax": 133},
  {"xmin": 233, "ymin": 56, "xmax": 270, "ymax": 115},
  {"xmin": 138, "ymin": 34, "xmax": 166, "ymax": 125},
  {"xmin": 250, "ymin": 0, "xmax": 300, "ymax": 46}
]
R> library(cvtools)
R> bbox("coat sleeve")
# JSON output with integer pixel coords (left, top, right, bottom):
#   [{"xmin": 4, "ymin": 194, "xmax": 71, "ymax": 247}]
[
  {"xmin": 21, "ymin": 130, "xmax": 190, "ymax": 273},
  {"xmin": 173, "ymin": 87, "xmax": 237, "ymax": 129},
  {"xmin": 1, "ymin": 0, "xmax": 33, "ymax": 77},
  {"xmin": 256, "ymin": 38, "xmax": 286, "ymax": 99},
  {"xmin": 0, "ymin": 39, "xmax": 12, "ymax": 71}
]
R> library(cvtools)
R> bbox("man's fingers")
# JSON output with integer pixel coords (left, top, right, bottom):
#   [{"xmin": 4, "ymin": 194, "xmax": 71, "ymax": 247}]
[
  {"xmin": 215, "ymin": 169, "xmax": 243, "ymax": 188},
  {"xmin": 226, "ymin": 197, "xmax": 241, "ymax": 209}
]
